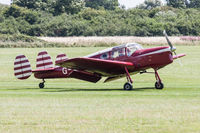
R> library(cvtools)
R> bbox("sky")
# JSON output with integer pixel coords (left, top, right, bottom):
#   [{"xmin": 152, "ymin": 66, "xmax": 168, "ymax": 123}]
[
  {"xmin": 0, "ymin": 0, "xmax": 10, "ymax": 5},
  {"xmin": 119, "ymin": 0, "xmax": 166, "ymax": 9},
  {"xmin": 0, "ymin": 0, "xmax": 166, "ymax": 9}
]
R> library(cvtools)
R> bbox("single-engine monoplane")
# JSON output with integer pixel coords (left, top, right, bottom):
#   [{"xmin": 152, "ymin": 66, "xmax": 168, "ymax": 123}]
[{"xmin": 14, "ymin": 31, "xmax": 185, "ymax": 90}]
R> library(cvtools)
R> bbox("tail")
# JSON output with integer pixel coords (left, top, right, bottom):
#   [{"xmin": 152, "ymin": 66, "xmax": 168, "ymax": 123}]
[
  {"xmin": 36, "ymin": 51, "xmax": 53, "ymax": 70},
  {"xmin": 55, "ymin": 53, "xmax": 68, "ymax": 64},
  {"xmin": 14, "ymin": 55, "xmax": 32, "ymax": 80}
]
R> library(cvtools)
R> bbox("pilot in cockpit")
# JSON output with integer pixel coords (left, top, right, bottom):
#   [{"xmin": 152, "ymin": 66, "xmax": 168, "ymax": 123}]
[{"xmin": 126, "ymin": 43, "xmax": 143, "ymax": 56}]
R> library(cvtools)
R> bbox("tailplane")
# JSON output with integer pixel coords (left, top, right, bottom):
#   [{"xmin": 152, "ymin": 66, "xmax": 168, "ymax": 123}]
[
  {"xmin": 14, "ymin": 55, "xmax": 32, "ymax": 80},
  {"xmin": 36, "ymin": 51, "xmax": 53, "ymax": 69}
]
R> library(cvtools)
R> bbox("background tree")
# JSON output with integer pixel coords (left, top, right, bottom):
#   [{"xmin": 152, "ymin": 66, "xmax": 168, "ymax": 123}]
[
  {"xmin": 85, "ymin": 0, "xmax": 119, "ymax": 10},
  {"xmin": 12, "ymin": 0, "xmax": 53, "ymax": 11},
  {"xmin": 1, "ymin": 0, "xmax": 200, "ymax": 36},
  {"xmin": 189, "ymin": 0, "xmax": 200, "ymax": 8},
  {"xmin": 53, "ymin": 0, "xmax": 85, "ymax": 15},
  {"xmin": 166, "ymin": 0, "xmax": 186, "ymax": 8},
  {"xmin": 137, "ymin": 0, "xmax": 162, "ymax": 9},
  {"xmin": 12, "ymin": 0, "xmax": 85, "ymax": 15}
]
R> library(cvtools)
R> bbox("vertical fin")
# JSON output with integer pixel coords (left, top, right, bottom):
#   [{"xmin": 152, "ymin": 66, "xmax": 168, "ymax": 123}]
[
  {"xmin": 36, "ymin": 51, "xmax": 53, "ymax": 69},
  {"xmin": 14, "ymin": 55, "xmax": 32, "ymax": 80},
  {"xmin": 55, "ymin": 53, "xmax": 68, "ymax": 65}
]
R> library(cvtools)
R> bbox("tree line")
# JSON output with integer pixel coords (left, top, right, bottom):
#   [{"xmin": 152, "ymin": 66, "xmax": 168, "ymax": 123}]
[{"xmin": 0, "ymin": 0, "xmax": 200, "ymax": 37}]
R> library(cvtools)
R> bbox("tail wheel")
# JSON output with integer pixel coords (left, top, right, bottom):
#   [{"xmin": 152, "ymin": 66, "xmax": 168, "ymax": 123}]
[
  {"xmin": 155, "ymin": 82, "xmax": 164, "ymax": 89},
  {"xmin": 124, "ymin": 82, "xmax": 133, "ymax": 91},
  {"xmin": 39, "ymin": 83, "xmax": 44, "ymax": 89}
]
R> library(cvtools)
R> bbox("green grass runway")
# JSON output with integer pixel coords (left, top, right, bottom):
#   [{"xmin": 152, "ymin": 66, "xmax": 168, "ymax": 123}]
[{"xmin": 0, "ymin": 46, "xmax": 200, "ymax": 133}]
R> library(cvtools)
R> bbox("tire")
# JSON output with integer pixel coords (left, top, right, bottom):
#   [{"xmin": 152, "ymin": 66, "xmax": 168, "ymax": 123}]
[
  {"xmin": 155, "ymin": 82, "xmax": 164, "ymax": 89},
  {"xmin": 39, "ymin": 83, "xmax": 44, "ymax": 89},
  {"xmin": 123, "ymin": 82, "xmax": 133, "ymax": 90}
]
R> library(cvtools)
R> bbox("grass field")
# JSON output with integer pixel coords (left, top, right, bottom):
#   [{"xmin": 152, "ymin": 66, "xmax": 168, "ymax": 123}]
[{"xmin": 0, "ymin": 46, "xmax": 200, "ymax": 133}]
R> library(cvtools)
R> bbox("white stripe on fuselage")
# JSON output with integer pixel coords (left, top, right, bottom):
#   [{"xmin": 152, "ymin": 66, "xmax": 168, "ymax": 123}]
[{"xmin": 136, "ymin": 47, "xmax": 171, "ymax": 57}]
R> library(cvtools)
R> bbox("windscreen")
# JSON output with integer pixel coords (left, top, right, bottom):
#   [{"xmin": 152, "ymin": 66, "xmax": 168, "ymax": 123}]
[{"xmin": 126, "ymin": 43, "xmax": 143, "ymax": 56}]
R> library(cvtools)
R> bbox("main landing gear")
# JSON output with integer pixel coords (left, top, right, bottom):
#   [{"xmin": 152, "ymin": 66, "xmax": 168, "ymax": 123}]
[
  {"xmin": 154, "ymin": 70, "xmax": 164, "ymax": 89},
  {"xmin": 123, "ymin": 67, "xmax": 133, "ymax": 91},
  {"xmin": 123, "ymin": 68, "xmax": 164, "ymax": 90},
  {"xmin": 39, "ymin": 79, "xmax": 45, "ymax": 89}
]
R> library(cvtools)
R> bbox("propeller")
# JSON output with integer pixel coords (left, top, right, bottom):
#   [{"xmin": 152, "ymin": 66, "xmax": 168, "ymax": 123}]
[
  {"xmin": 163, "ymin": 30, "xmax": 182, "ymax": 66},
  {"xmin": 163, "ymin": 30, "xmax": 176, "ymax": 53}
]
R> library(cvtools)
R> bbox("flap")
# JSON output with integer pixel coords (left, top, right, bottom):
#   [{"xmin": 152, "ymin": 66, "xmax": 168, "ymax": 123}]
[{"xmin": 104, "ymin": 76, "xmax": 125, "ymax": 83}]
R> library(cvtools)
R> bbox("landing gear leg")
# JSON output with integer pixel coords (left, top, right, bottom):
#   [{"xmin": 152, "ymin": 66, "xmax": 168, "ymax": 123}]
[
  {"xmin": 154, "ymin": 70, "xmax": 164, "ymax": 89},
  {"xmin": 123, "ymin": 67, "xmax": 133, "ymax": 90},
  {"xmin": 39, "ymin": 79, "xmax": 45, "ymax": 89}
]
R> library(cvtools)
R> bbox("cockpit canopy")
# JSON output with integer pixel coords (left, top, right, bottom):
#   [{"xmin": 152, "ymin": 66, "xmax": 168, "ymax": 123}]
[
  {"xmin": 125, "ymin": 43, "xmax": 143, "ymax": 56},
  {"xmin": 85, "ymin": 43, "xmax": 143, "ymax": 59}
]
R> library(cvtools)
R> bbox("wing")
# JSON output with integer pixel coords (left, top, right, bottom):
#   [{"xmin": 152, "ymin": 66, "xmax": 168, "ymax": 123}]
[{"xmin": 57, "ymin": 57, "xmax": 134, "ymax": 76}]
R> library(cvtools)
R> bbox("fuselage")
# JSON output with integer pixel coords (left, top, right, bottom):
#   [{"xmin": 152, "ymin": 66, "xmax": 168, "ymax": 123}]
[
  {"xmin": 123, "ymin": 46, "xmax": 173, "ymax": 71},
  {"xmin": 88, "ymin": 45, "xmax": 173, "ymax": 74},
  {"xmin": 34, "ymin": 45, "xmax": 173, "ymax": 79},
  {"xmin": 34, "ymin": 67, "xmax": 101, "ymax": 83}
]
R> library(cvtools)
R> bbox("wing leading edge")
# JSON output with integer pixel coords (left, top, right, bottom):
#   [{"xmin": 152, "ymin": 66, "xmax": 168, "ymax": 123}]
[{"xmin": 57, "ymin": 57, "xmax": 134, "ymax": 76}]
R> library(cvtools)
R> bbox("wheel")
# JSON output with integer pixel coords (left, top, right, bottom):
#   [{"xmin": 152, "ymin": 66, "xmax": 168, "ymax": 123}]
[
  {"xmin": 39, "ymin": 83, "xmax": 44, "ymax": 88},
  {"xmin": 155, "ymin": 82, "xmax": 164, "ymax": 89},
  {"xmin": 123, "ymin": 82, "xmax": 133, "ymax": 90}
]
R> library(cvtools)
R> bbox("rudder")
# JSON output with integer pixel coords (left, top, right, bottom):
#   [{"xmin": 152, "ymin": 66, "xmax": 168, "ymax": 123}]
[
  {"xmin": 36, "ymin": 51, "xmax": 53, "ymax": 69},
  {"xmin": 55, "ymin": 53, "xmax": 68, "ymax": 64},
  {"xmin": 14, "ymin": 55, "xmax": 32, "ymax": 80}
]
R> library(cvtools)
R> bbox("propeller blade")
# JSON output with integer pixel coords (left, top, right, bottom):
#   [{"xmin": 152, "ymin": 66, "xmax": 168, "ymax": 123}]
[
  {"xmin": 163, "ymin": 30, "xmax": 183, "ymax": 66},
  {"xmin": 178, "ymin": 58, "xmax": 183, "ymax": 66},
  {"xmin": 163, "ymin": 30, "xmax": 173, "ymax": 51}
]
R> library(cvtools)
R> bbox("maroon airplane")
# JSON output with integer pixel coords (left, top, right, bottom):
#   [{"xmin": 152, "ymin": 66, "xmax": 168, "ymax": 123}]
[{"xmin": 14, "ymin": 31, "xmax": 185, "ymax": 90}]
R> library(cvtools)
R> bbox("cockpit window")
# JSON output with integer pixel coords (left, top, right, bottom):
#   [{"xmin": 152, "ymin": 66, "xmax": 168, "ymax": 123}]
[
  {"xmin": 126, "ymin": 43, "xmax": 143, "ymax": 56},
  {"xmin": 112, "ymin": 48, "xmax": 125, "ymax": 58},
  {"xmin": 127, "ymin": 47, "xmax": 137, "ymax": 56},
  {"xmin": 100, "ymin": 53, "xmax": 109, "ymax": 59}
]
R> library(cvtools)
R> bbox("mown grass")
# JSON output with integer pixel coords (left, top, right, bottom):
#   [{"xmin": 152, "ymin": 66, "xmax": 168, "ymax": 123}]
[{"xmin": 0, "ymin": 46, "xmax": 200, "ymax": 133}]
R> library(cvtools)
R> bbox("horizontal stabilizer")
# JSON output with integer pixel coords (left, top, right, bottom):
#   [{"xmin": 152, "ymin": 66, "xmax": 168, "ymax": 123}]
[{"xmin": 14, "ymin": 55, "xmax": 32, "ymax": 80}]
